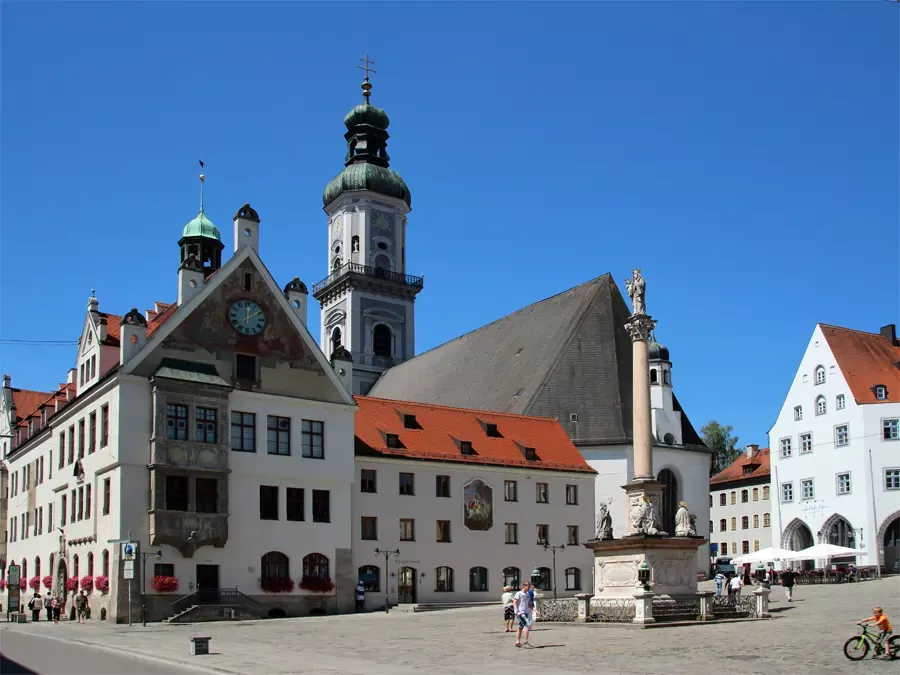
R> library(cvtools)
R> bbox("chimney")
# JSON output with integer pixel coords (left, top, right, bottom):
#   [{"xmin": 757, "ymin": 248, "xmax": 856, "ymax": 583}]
[
  {"xmin": 119, "ymin": 309, "xmax": 148, "ymax": 365},
  {"xmin": 745, "ymin": 444, "xmax": 759, "ymax": 458},
  {"xmin": 178, "ymin": 254, "xmax": 205, "ymax": 306},
  {"xmin": 283, "ymin": 278, "xmax": 308, "ymax": 327},
  {"xmin": 880, "ymin": 324, "xmax": 898, "ymax": 347},
  {"xmin": 331, "ymin": 347, "xmax": 353, "ymax": 394},
  {"xmin": 233, "ymin": 203, "xmax": 260, "ymax": 254},
  {"xmin": 67, "ymin": 368, "xmax": 77, "ymax": 385}
]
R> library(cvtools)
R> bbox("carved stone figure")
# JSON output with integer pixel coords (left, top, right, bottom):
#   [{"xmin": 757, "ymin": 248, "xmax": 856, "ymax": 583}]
[
  {"xmin": 674, "ymin": 501, "xmax": 696, "ymax": 537},
  {"xmin": 624, "ymin": 268, "xmax": 646, "ymax": 316},
  {"xmin": 595, "ymin": 503, "xmax": 614, "ymax": 540},
  {"xmin": 633, "ymin": 496, "xmax": 661, "ymax": 535}
]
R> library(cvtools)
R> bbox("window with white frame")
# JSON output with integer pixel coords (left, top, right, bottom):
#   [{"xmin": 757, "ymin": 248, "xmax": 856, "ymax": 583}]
[
  {"xmin": 800, "ymin": 433, "xmax": 812, "ymax": 454},
  {"xmin": 816, "ymin": 396, "xmax": 827, "ymax": 416},
  {"xmin": 837, "ymin": 473, "xmax": 851, "ymax": 495},
  {"xmin": 835, "ymin": 425, "xmax": 849, "ymax": 447},
  {"xmin": 794, "ymin": 406, "xmax": 802, "ymax": 421},
  {"xmin": 886, "ymin": 469, "xmax": 900, "ymax": 490},
  {"xmin": 780, "ymin": 437, "xmax": 792, "ymax": 458},
  {"xmin": 801, "ymin": 478, "xmax": 815, "ymax": 500},
  {"xmin": 875, "ymin": 385, "xmax": 887, "ymax": 400},
  {"xmin": 763, "ymin": 513, "xmax": 771, "ymax": 527},
  {"xmin": 884, "ymin": 419, "xmax": 899, "ymax": 441},
  {"xmin": 781, "ymin": 482, "xmax": 794, "ymax": 503},
  {"xmin": 815, "ymin": 366, "xmax": 826, "ymax": 385},
  {"xmin": 836, "ymin": 394, "xmax": 845, "ymax": 410}
]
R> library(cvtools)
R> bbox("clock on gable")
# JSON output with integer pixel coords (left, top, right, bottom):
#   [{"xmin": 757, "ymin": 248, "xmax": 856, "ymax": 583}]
[{"xmin": 228, "ymin": 300, "xmax": 266, "ymax": 336}]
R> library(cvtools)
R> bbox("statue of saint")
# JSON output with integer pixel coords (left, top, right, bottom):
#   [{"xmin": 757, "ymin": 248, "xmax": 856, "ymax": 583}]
[
  {"xmin": 638, "ymin": 496, "xmax": 660, "ymax": 535},
  {"xmin": 596, "ymin": 503, "xmax": 614, "ymax": 540},
  {"xmin": 674, "ymin": 501, "xmax": 696, "ymax": 537},
  {"xmin": 625, "ymin": 268, "xmax": 646, "ymax": 316}
]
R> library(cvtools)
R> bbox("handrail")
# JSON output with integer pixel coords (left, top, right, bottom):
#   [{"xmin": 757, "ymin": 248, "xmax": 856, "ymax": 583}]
[
  {"xmin": 170, "ymin": 587, "xmax": 261, "ymax": 614},
  {"xmin": 313, "ymin": 262, "xmax": 424, "ymax": 295}
]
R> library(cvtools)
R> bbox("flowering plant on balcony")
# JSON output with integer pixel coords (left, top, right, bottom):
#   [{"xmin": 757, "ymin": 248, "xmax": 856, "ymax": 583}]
[
  {"xmin": 0, "ymin": 579, "xmax": 6, "ymax": 590},
  {"xmin": 299, "ymin": 575, "xmax": 335, "ymax": 593},
  {"xmin": 66, "ymin": 577, "xmax": 79, "ymax": 591},
  {"xmin": 19, "ymin": 578, "xmax": 28, "ymax": 590},
  {"xmin": 28, "ymin": 576, "xmax": 40, "ymax": 590},
  {"xmin": 95, "ymin": 575, "xmax": 110, "ymax": 593},
  {"xmin": 80, "ymin": 576, "xmax": 94, "ymax": 592},
  {"xmin": 151, "ymin": 575, "xmax": 179, "ymax": 593},
  {"xmin": 42, "ymin": 575, "xmax": 53, "ymax": 590},
  {"xmin": 260, "ymin": 577, "xmax": 295, "ymax": 593}
]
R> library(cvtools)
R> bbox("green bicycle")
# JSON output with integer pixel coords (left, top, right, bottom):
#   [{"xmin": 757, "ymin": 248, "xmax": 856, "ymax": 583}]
[{"xmin": 843, "ymin": 623, "xmax": 900, "ymax": 661}]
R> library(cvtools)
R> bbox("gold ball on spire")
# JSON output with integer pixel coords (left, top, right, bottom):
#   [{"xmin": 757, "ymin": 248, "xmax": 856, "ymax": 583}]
[{"xmin": 200, "ymin": 174, "xmax": 206, "ymax": 182}]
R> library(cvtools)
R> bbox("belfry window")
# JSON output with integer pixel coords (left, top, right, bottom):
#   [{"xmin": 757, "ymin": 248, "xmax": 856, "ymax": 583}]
[
  {"xmin": 331, "ymin": 327, "xmax": 342, "ymax": 349},
  {"xmin": 650, "ymin": 369, "xmax": 658, "ymax": 384},
  {"xmin": 373, "ymin": 324, "xmax": 392, "ymax": 358}
]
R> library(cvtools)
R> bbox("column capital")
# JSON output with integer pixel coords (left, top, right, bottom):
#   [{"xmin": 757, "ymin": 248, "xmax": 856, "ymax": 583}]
[{"xmin": 625, "ymin": 314, "xmax": 657, "ymax": 342}]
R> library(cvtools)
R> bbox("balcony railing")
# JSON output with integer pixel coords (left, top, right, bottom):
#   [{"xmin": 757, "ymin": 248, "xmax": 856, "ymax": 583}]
[
  {"xmin": 313, "ymin": 262, "xmax": 424, "ymax": 295},
  {"xmin": 351, "ymin": 351, "xmax": 405, "ymax": 369}
]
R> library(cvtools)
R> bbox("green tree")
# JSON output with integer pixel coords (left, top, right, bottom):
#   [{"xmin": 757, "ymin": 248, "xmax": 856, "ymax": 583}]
[{"xmin": 701, "ymin": 420, "xmax": 742, "ymax": 476}]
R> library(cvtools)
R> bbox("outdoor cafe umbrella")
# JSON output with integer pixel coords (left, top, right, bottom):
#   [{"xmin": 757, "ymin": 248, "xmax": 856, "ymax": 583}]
[
  {"xmin": 780, "ymin": 543, "xmax": 868, "ymax": 562},
  {"xmin": 731, "ymin": 546, "xmax": 796, "ymax": 565}
]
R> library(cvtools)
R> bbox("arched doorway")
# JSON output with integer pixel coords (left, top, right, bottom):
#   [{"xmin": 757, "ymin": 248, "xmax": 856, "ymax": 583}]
[
  {"xmin": 819, "ymin": 514, "xmax": 857, "ymax": 564},
  {"xmin": 657, "ymin": 469, "xmax": 678, "ymax": 535},
  {"xmin": 397, "ymin": 566, "xmax": 416, "ymax": 604},
  {"xmin": 782, "ymin": 518, "xmax": 815, "ymax": 570},
  {"xmin": 880, "ymin": 511, "xmax": 900, "ymax": 572},
  {"xmin": 56, "ymin": 558, "xmax": 68, "ymax": 599}
]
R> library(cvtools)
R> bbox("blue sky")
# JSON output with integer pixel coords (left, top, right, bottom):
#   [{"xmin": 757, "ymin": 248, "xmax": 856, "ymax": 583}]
[{"xmin": 1, "ymin": 2, "xmax": 897, "ymax": 448}]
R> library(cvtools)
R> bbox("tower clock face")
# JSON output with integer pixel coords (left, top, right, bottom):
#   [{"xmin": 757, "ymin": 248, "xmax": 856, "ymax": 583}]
[{"xmin": 228, "ymin": 300, "xmax": 266, "ymax": 336}]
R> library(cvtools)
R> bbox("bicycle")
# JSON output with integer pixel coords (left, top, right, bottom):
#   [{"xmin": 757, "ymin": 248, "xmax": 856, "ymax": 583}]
[{"xmin": 843, "ymin": 623, "xmax": 900, "ymax": 661}]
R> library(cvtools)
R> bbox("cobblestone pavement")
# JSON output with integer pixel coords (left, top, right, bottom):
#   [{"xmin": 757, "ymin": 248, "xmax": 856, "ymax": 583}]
[{"xmin": 1, "ymin": 578, "xmax": 897, "ymax": 674}]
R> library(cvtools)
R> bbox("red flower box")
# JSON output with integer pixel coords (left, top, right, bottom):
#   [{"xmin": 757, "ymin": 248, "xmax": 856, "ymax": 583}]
[
  {"xmin": 42, "ymin": 575, "xmax": 53, "ymax": 590},
  {"xmin": 65, "ymin": 577, "xmax": 79, "ymax": 591},
  {"xmin": 19, "ymin": 578, "xmax": 27, "ymax": 590},
  {"xmin": 95, "ymin": 575, "xmax": 110, "ymax": 593},
  {"xmin": 299, "ymin": 575, "xmax": 334, "ymax": 594},
  {"xmin": 151, "ymin": 576, "xmax": 179, "ymax": 593},
  {"xmin": 80, "ymin": 576, "xmax": 94, "ymax": 592},
  {"xmin": 0, "ymin": 579, "xmax": 7, "ymax": 590},
  {"xmin": 28, "ymin": 576, "xmax": 40, "ymax": 590},
  {"xmin": 260, "ymin": 578, "xmax": 295, "ymax": 593}
]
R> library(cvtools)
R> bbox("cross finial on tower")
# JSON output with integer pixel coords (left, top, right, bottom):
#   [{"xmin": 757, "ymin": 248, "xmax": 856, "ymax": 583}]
[{"xmin": 357, "ymin": 52, "xmax": 376, "ymax": 103}]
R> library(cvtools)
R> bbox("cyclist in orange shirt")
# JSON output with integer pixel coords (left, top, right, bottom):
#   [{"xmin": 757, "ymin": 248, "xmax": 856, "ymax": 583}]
[{"xmin": 858, "ymin": 606, "xmax": 893, "ymax": 656}]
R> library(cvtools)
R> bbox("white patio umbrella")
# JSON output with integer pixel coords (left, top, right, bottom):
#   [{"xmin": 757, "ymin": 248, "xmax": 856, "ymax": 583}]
[
  {"xmin": 731, "ymin": 546, "xmax": 796, "ymax": 565},
  {"xmin": 780, "ymin": 543, "xmax": 868, "ymax": 562}
]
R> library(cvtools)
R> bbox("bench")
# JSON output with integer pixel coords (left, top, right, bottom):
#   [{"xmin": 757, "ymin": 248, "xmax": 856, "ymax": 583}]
[{"xmin": 190, "ymin": 636, "xmax": 211, "ymax": 656}]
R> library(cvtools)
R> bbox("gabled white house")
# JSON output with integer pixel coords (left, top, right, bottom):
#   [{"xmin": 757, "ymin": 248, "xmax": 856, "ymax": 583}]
[{"xmin": 769, "ymin": 323, "xmax": 900, "ymax": 570}]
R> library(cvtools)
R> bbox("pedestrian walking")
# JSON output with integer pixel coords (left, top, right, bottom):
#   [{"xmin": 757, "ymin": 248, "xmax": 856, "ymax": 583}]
[
  {"xmin": 714, "ymin": 571, "xmax": 725, "ymax": 596},
  {"xmin": 355, "ymin": 580, "xmax": 366, "ymax": 612},
  {"xmin": 729, "ymin": 574, "xmax": 742, "ymax": 603},
  {"xmin": 43, "ymin": 593, "xmax": 53, "ymax": 621},
  {"xmin": 75, "ymin": 590, "xmax": 88, "ymax": 623},
  {"xmin": 513, "ymin": 581, "xmax": 535, "ymax": 648},
  {"xmin": 28, "ymin": 592, "xmax": 42, "ymax": 622},
  {"xmin": 50, "ymin": 595, "xmax": 60, "ymax": 624},
  {"xmin": 501, "ymin": 586, "xmax": 516, "ymax": 632},
  {"xmin": 780, "ymin": 567, "xmax": 797, "ymax": 602}
]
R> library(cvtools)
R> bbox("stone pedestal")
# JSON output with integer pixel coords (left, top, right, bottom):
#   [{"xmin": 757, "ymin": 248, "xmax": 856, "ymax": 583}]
[
  {"xmin": 696, "ymin": 591, "xmax": 715, "ymax": 621},
  {"xmin": 632, "ymin": 589, "xmax": 655, "ymax": 624},
  {"xmin": 575, "ymin": 593, "xmax": 594, "ymax": 622},
  {"xmin": 752, "ymin": 587, "xmax": 772, "ymax": 618}
]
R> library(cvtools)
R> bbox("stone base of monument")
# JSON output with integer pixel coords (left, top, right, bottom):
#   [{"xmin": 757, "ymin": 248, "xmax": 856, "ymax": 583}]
[{"xmin": 586, "ymin": 535, "xmax": 708, "ymax": 601}]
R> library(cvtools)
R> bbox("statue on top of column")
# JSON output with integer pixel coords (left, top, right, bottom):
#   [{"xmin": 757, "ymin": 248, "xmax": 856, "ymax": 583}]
[{"xmin": 625, "ymin": 268, "xmax": 646, "ymax": 316}]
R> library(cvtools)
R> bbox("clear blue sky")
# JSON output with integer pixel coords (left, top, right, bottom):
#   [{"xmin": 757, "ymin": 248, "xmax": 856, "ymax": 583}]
[{"xmin": 1, "ymin": 2, "xmax": 897, "ymax": 448}]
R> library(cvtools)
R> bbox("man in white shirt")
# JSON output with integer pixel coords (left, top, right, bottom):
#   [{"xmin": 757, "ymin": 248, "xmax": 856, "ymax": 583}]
[
  {"xmin": 729, "ymin": 574, "xmax": 743, "ymax": 603},
  {"xmin": 513, "ymin": 581, "xmax": 535, "ymax": 648}
]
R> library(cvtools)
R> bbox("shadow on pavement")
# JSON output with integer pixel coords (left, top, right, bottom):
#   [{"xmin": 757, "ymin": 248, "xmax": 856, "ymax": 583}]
[{"xmin": 0, "ymin": 653, "xmax": 38, "ymax": 674}]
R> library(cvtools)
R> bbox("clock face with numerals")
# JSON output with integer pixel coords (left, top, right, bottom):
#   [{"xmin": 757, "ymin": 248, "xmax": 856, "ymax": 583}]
[{"xmin": 228, "ymin": 300, "xmax": 266, "ymax": 336}]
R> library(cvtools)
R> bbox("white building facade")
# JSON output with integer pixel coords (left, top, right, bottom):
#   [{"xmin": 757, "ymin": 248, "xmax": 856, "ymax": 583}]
[
  {"xmin": 769, "ymin": 323, "xmax": 900, "ymax": 570},
  {"xmin": 709, "ymin": 445, "xmax": 772, "ymax": 563}
]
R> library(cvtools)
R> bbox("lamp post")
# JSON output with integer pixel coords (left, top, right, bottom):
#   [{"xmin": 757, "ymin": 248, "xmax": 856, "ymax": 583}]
[
  {"xmin": 374, "ymin": 548, "xmax": 399, "ymax": 614},
  {"xmin": 542, "ymin": 543, "xmax": 565, "ymax": 599},
  {"xmin": 138, "ymin": 548, "xmax": 162, "ymax": 626}
]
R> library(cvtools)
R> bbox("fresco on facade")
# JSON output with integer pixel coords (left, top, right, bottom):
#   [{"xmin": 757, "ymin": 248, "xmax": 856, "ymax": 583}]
[{"xmin": 463, "ymin": 478, "xmax": 493, "ymax": 531}]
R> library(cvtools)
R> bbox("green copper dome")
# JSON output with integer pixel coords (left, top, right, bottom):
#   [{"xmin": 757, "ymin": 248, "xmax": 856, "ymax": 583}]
[
  {"xmin": 323, "ymin": 163, "xmax": 411, "ymax": 208},
  {"xmin": 648, "ymin": 338, "xmax": 670, "ymax": 361},
  {"xmin": 344, "ymin": 104, "xmax": 390, "ymax": 130},
  {"xmin": 181, "ymin": 210, "xmax": 221, "ymax": 241}
]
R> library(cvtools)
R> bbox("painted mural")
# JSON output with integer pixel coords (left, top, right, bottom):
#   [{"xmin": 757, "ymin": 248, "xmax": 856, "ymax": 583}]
[{"xmin": 463, "ymin": 478, "xmax": 493, "ymax": 531}]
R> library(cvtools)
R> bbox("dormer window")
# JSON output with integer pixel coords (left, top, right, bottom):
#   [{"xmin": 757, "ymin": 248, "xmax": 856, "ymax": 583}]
[
  {"xmin": 523, "ymin": 447, "xmax": 537, "ymax": 461},
  {"xmin": 875, "ymin": 385, "xmax": 888, "ymax": 401},
  {"xmin": 743, "ymin": 465, "xmax": 754, "ymax": 476},
  {"xmin": 815, "ymin": 366, "xmax": 826, "ymax": 385},
  {"xmin": 402, "ymin": 414, "xmax": 421, "ymax": 430},
  {"xmin": 386, "ymin": 434, "xmax": 401, "ymax": 449},
  {"xmin": 485, "ymin": 423, "xmax": 502, "ymax": 438},
  {"xmin": 460, "ymin": 441, "xmax": 474, "ymax": 455}
]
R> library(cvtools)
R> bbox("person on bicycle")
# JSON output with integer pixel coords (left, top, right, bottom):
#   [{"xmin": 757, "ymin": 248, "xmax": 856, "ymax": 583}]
[{"xmin": 858, "ymin": 606, "xmax": 893, "ymax": 656}]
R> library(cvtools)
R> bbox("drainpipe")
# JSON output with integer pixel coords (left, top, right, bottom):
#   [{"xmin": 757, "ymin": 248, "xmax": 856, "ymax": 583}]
[{"xmin": 868, "ymin": 448, "xmax": 881, "ymax": 579}]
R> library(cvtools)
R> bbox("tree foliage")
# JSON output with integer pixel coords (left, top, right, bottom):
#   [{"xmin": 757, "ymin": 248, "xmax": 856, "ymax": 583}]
[{"xmin": 701, "ymin": 420, "xmax": 742, "ymax": 476}]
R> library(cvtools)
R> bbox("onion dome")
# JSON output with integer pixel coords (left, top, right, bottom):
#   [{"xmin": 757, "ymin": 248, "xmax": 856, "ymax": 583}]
[
  {"xmin": 181, "ymin": 210, "xmax": 221, "ymax": 241},
  {"xmin": 648, "ymin": 335, "xmax": 670, "ymax": 361}
]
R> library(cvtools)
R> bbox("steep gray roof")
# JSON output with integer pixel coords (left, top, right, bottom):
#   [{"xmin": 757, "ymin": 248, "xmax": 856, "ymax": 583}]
[{"xmin": 371, "ymin": 273, "xmax": 706, "ymax": 450}]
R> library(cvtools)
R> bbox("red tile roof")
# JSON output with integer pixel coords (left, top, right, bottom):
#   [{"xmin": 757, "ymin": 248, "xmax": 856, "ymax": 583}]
[
  {"xmin": 148, "ymin": 303, "xmax": 177, "ymax": 336},
  {"xmin": 821, "ymin": 324, "xmax": 900, "ymax": 405},
  {"xmin": 10, "ymin": 388, "xmax": 52, "ymax": 424},
  {"xmin": 100, "ymin": 312, "xmax": 122, "ymax": 346},
  {"xmin": 354, "ymin": 396, "xmax": 595, "ymax": 473},
  {"xmin": 710, "ymin": 447, "xmax": 770, "ymax": 485}
]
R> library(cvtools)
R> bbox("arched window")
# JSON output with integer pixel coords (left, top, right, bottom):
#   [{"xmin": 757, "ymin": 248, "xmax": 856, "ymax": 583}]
[
  {"xmin": 741, "ymin": 489, "xmax": 749, "ymax": 503},
  {"xmin": 719, "ymin": 518, "xmax": 726, "ymax": 532},
  {"xmin": 730, "ymin": 491, "xmax": 736, "ymax": 505},
  {"xmin": 794, "ymin": 406, "xmax": 803, "ymax": 421},
  {"xmin": 373, "ymin": 324, "xmax": 392, "ymax": 358},
  {"xmin": 753, "ymin": 540, "xmax": 760, "ymax": 552},
  {"xmin": 752, "ymin": 488, "xmax": 759, "ymax": 501},
  {"xmin": 763, "ymin": 513, "xmax": 771, "ymax": 527},
  {"xmin": 815, "ymin": 366, "xmax": 826, "ymax": 385},
  {"xmin": 87, "ymin": 552, "xmax": 94, "ymax": 577},
  {"xmin": 753, "ymin": 514, "xmax": 759, "ymax": 528},
  {"xmin": 351, "ymin": 235, "xmax": 359, "ymax": 253},
  {"xmin": 22, "ymin": 558, "xmax": 27, "ymax": 580},
  {"xmin": 657, "ymin": 469, "xmax": 678, "ymax": 535},
  {"xmin": 331, "ymin": 327, "xmax": 342, "ymax": 349},
  {"xmin": 302, "ymin": 553, "xmax": 329, "ymax": 579},
  {"xmin": 650, "ymin": 369, "xmax": 658, "ymax": 384},
  {"xmin": 534, "ymin": 567, "xmax": 552, "ymax": 591},
  {"xmin": 261, "ymin": 551, "xmax": 290, "ymax": 582},
  {"xmin": 434, "ymin": 566, "xmax": 454, "ymax": 592},
  {"xmin": 502, "ymin": 566, "xmax": 520, "ymax": 589},
  {"xmin": 469, "ymin": 566, "xmax": 488, "ymax": 592},
  {"xmin": 332, "ymin": 256, "xmax": 343, "ymax": 272},
  {"xmin": 102, "ymin": 550, "xmax": 109, "ymax": 577},
  {"xmin": 374, "ymin": 254, "xmax": 391, "ymax": 272},
  {"xmin": 358, "ymin": 565, "xmax": 380, "ymax": 592},
  {"xmin": 816, "ymin": 395, "xmax": 827, "ymax": 416},
  {"xmin": 565, "ymin": 567, "xmax": 581, "ymax": 591},
  {"xmin": 73, "ymin": 554, "xmax": 79, "ymax": 578},
  {"xmin": 34, "ymin": 557, "xmax": 41, "ymax": 579}
]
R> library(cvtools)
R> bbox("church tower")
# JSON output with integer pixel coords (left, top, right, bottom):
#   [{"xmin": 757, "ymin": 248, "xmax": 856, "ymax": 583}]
[
  {"xmin": 648, "ymin": 333, "xmax": 683, "ymax": 446},
  {"xmin": 313, "ymin": 59, "xmax": 423, "ymax": 395}
]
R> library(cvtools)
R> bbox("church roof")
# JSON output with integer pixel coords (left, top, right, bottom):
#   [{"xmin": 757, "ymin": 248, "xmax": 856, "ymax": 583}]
[
  {"xmin": 820, "ymin": 323, "xmax": 900, "ymax": 405},
  {"xmin": 370, "ymin": 274, "xmax": 706, "ymax": 449}
]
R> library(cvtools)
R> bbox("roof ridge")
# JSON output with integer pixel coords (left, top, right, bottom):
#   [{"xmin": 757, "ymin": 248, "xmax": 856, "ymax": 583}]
[
  {"xmin": 356, "ymin": 395, "xmax": 569, "ymax": 423},
  {"xmin": 818, "ymin": 323, "xmax": 887, "ymax": 338},
  {"xmin": 11, "ymin": 387, "xmax": 53, "ymax": 396}
]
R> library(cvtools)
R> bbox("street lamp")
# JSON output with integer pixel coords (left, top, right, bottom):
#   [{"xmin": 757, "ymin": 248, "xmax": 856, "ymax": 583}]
[
  {"xmin": 138, "ymin": 548, "xmax": 162, "ymax": 626},
  {"xmin": 542, "ymin": 543, "xmax": 565, "ymax": 600},
  {"xmin": 374, "ymin": 548, "xmax": 399, "ymax": 614}
]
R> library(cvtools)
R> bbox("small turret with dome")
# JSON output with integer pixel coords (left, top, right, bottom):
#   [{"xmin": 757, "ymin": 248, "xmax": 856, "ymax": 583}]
[
  {"xmin": 179, "ymin": 171, "xmax": 224, "ymax": 272},
  {"xmin": 648, "ymin": 334, "xmax": 670, "ymax": 362}
]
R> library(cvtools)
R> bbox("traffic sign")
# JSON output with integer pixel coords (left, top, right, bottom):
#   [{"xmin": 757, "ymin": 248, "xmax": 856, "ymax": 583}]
[
  {"xmin": 123, "ymin": 543, "xmax": 136, "ymax": 561},
  {"xmin": 124, "ymin": 563, "xmax": 134, "ymax": 580}
]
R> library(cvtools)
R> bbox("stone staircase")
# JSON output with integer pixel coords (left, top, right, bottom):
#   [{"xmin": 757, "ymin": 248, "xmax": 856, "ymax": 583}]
[{"xmin": 163, "ymin": 588, "xmax": 262, "ymax": 624}]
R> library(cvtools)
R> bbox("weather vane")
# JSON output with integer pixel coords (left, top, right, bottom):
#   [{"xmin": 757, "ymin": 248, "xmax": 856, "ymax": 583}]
[{"xmin": 358, "ymin": 53, "xmax": 376, "ymax": 103}]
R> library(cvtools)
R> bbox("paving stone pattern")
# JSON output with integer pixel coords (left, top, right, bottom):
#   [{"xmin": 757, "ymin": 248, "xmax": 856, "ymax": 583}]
[{"xmin": 2, "ymin": 578, "xmax": 897, "ymax": 674}]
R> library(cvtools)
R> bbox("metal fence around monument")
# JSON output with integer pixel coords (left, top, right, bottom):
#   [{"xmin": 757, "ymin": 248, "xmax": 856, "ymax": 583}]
[
  {"xmin": 587, "ymin": 599, "xmax": 636, "ymax": 623},
  {"xmin": 712, "ymin": 594, "xmax": 757, "ymax": 618},
  {"xmin": 651, "ymin": 596, "xmax": 701, "ymax": 622}
]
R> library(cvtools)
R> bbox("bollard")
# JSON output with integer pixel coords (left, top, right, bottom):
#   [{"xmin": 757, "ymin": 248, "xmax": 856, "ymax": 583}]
[
  {"xmin": 696, "ymin": 591, "xmax": 715, "ymax": 621},
  {"xmin": 752, "ymin": 587, "xmax": 771, "ymax": 618},
  {"xmin": 190, "ymin": 636, "xmax": 212, "ymax": 656},
  {"xmin": 575, "ymin": 593, "xmax": 594, "ymax": 623}
]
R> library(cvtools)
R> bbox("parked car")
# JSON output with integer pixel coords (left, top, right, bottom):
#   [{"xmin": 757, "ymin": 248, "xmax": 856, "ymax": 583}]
[{"xmin": 714, "ymin": 557, "xmax": 736, "ymax": 575}]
